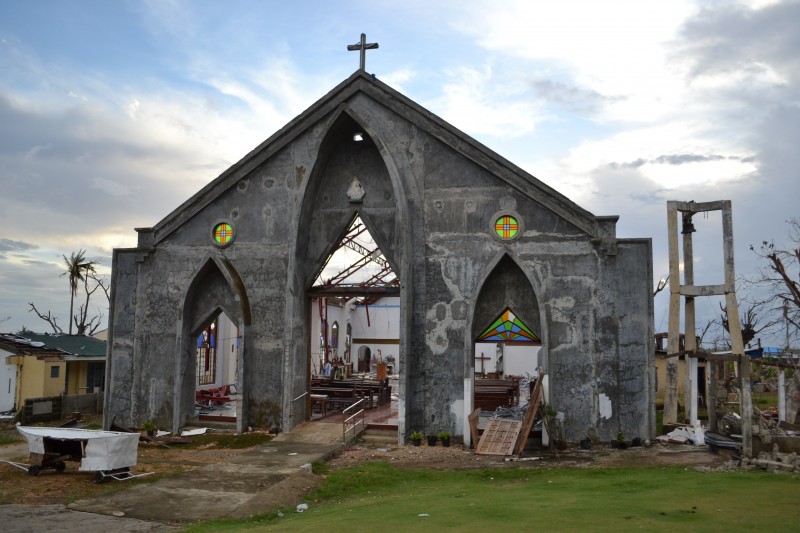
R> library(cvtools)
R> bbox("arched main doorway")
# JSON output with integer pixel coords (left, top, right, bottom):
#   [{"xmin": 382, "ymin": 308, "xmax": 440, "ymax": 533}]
[{"xmin": 291, "ymin": 111, "xmax": 411, "ymax": 435}]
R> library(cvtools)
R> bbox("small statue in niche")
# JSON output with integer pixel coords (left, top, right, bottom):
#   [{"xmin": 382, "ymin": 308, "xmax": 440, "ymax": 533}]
[{"xmin": 347, "ymin": 176, "xmax": 366, "ymax": 203}]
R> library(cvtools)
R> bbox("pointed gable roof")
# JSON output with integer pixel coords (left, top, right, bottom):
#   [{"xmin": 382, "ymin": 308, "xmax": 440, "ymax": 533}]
[{"xmin": 142, "ymin": 70, "xmax": 602, "ymax": 246}]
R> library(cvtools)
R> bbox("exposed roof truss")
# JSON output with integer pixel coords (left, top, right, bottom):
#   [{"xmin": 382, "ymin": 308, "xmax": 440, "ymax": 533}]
[{"xmin": 311, "ymin": 215, "xmax": 398, "ymax": 304}]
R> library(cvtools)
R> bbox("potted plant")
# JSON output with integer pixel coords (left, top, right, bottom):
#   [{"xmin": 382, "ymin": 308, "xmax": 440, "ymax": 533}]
[
  {"xmin": 613, "ymin": 432, "xmax": 627, "ymax": 449},
  {"xmin": 142, "ymin": 420, "xmax": 157, "ymax": 437},
  {"xmin": 426, "ymin": 434, "xmax": 438, "ymax": 446},
  {"xmin": 410, "ymin": 431, "xmax": 424, "ymax": 446},
  {"xmin": 438, "ymin": 432, "xmax": 451, "ymax": 447}
]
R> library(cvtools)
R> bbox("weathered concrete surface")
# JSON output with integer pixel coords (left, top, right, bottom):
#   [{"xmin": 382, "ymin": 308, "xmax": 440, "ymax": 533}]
[
  {"xmin": 67, "ymin": 422, "xmax": 343, "ymax": 523},
  {"xmin": 106, "ymin": 70, "xmax": 655, "ymax": 444},
  {"xmin": 0, "ymin": 505, "xmax": 178, "ymax": 533}
]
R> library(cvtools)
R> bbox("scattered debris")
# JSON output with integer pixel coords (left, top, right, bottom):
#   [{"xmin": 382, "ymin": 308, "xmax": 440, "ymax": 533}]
[
  {"xmin": 703, "ymin": 432, "xmax": 740, "ymax": 452},
  {"xmin": 657, "ymin": 427, "xmax": 690, "ymax": 445},
  {"xmin": 180, "ymin": 428, "xmax": 208, "ymax": 437},
  {"xmin": 710, "ymin": 444, "xmax": 800, "ymax": 473},
  {"xmin": 296, "ymin": 503, "xmax": 308, "ymax": 513}
]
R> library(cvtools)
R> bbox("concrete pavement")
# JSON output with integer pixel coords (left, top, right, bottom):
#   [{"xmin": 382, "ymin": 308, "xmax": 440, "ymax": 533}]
[{"xmin": 2, "ymin": 421, "xmax": 346, "ymax": 531}]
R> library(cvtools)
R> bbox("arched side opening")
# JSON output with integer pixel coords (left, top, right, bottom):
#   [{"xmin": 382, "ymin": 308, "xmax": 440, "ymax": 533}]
[
  {"xmin": 467, "ymin": 254, "xmax": 544, "ymax": 447},
  {"xmin": 177, "ymin": 256, "xmax": 249, "ymax": 433}
]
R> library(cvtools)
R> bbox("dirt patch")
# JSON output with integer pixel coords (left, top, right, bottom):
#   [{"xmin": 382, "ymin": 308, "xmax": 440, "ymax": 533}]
[
  {"xmin": 325, "ymin": 440, "xmax": 733, "ymax": 472},
  {"xmin": 0, "ymin": 421, "xmax": 271, "ymax": 506},
  {"xmin": 1, "ymin": 415, "xmax": 731, "ymax": 510}
]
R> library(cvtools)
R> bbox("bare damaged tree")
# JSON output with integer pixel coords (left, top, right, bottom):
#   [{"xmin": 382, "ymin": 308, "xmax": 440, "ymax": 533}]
[
  {"xmin": 718, "ymin": 299, "xmax": 776, "ymax": 348},
  {"xmin": 29, "ymin": 250, "xmax": 109, "ymax": 336},
  {"xmin": 73, "ymin": 272, "xmax": 109, "ymax": 336},
  {"xmin": 696, "ymin": 318, "xmax": 715, "ymax": 349},
  {"xmin": 750, "ymin": 218, "xmax": 800, "ymax": 422},
  {"xmin": 27, "ymin": 304, "xmax": 64, "ymax": 334},
  {"xmin": 750, "ymin": 218, "xmax": 800, "ymax": 344}
]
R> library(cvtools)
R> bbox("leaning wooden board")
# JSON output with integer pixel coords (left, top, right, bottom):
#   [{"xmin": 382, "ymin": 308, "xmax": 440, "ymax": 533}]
[
  {"xmin": 514, "ymin": 375, "xmax": 544, "ymax": 455},
  {"xmin": 475, "ymin": 418, "xmax": 522, "ymax": 456}
]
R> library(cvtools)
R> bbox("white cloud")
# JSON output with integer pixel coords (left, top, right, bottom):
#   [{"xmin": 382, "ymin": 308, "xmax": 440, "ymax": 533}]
[
  {"xmin": 453, "ymin": 0, "xmax": 695, "ymax": 118},
  {"xmin": 92, "ymin": 177, "xmax": 135, "ymax": 197},
  {"xmin": 430, "ymin": 63, "xmax": 541, "ymax": 138},
  {"xmin": 380, "ymin": 68, "xmax": 415, "ymax": 92},
  {"xmin": 556, "ymin": 120, "xmax": 757, "ymax": 198},
  {"xmin": 126, "ymin": 98, "xmax": 140, "ymax": 120},
  {"xmin": 23, "ymin": 143, "xmax": 52, "ymax": 160}
]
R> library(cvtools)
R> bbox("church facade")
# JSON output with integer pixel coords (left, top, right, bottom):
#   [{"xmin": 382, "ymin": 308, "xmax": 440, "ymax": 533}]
[{"xmin": 105, "ymin": 71, "xmax": 655, "ymax": 443}]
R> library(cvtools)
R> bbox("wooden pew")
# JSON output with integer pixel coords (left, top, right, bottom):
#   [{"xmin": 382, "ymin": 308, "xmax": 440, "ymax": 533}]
[
  {"xmin": 474, "ymin": 388, "xmax": 514, "ymax": 411},
  {"xmin": 475, "ymin": 379, "xmax": 520, "ymax": 405},
  {"xmin": 474, "ymin": 379, "xmax": 517, "ymax": 411},
  {"xmin": 312, "ymin": 378, "xmax": 388, "ymax": 409},
  {"xmin": 310, "ymin": 386, "xmax": 356, "ymax": 411}
]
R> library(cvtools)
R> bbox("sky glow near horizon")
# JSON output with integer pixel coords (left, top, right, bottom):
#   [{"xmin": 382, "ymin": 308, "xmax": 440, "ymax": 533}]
[{"xmin": 1, "ymin": 0, "xmax": 798, "ymax": 346}]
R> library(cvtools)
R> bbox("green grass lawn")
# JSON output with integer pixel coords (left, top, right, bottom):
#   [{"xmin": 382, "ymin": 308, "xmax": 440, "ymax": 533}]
[{"xmin": 183, "ymin": 462, "xmax": 800, "ymax": 532}]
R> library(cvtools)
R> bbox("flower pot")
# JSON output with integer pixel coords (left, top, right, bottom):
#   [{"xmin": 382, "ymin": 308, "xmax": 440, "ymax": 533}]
[
  {"xmin": 426, "ymin": 435, "xmax": 438, "ymax": 446},
  {"xmin": 441, "ymin": 438, "xmax": 451, "ymax": 447},
  {"xmin": 411, "ymin": 438, "xmax": 422, "ymax": 447}
]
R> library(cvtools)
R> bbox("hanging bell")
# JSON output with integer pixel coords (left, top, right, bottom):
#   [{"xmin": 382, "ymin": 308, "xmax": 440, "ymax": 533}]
[{"xmin": 681, "ymin": 214, "xmax": 696, "ymax": 234}]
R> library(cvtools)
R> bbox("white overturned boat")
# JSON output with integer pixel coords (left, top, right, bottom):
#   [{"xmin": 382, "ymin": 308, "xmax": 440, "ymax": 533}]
[{"xmin": 2, "ymin": 423, "xmax": 153, "ymax": 483}]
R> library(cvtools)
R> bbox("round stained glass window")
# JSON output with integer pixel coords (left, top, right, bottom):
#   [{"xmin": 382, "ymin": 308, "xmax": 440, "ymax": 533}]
[
  {"xmin": 212, "ymin": 222, "xmax": 234, "ymax": 246},
  {"xmin": 494, "ymin": 215, "xmax": 519, "ymax": 240}
]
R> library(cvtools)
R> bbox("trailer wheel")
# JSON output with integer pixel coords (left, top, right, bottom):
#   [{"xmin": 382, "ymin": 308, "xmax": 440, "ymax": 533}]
[
  {"xmin": 93, "ymin": 471, "xmax": 108, "ymax": 484},
  {"xmin": 55, "ymin": 461, "xmax": 66, "ymax": 473},
  {"xmin": 27, "ymin": 465, "xmax": 40, "ymax": 476}
]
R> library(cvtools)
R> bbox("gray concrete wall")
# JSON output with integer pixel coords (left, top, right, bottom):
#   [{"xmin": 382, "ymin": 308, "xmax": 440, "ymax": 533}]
[{"xmin": 106, "ymin": 73, "xmax": 654, "ymax": 442}]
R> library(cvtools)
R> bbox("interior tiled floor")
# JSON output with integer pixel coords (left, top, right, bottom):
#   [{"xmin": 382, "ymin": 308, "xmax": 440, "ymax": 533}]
[{"xmin": 312, "ymin": 397, "xmax": 399, "ymax": 428}]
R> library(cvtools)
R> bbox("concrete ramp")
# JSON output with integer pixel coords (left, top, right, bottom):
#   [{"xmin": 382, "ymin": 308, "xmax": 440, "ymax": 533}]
[{"xmin": 68, "ymin": 425, "xmax": 344, "ymax": 523}]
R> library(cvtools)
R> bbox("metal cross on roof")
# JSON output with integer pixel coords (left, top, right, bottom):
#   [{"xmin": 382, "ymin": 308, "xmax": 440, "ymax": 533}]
[{"xmin": 347, "ymin": 33, "xmax": 379, "ymax": 71}]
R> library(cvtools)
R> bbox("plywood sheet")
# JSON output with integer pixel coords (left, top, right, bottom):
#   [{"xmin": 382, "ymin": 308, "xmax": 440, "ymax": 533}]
[
  {"xmin": 468, "ymin": 408, "xmax": 481, "ymax": 448},
  {"xmin": 476, "ymin": 419, "xmax": 522, "ymax": 456},
  {"xmin": 515, "ymin": 376, "xmax": 544, "ymax": 455}
]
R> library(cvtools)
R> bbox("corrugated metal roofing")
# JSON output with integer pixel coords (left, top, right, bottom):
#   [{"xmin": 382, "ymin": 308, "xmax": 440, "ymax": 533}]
[
  {"xmin": 0, "ymin": 333, "xmax": 106, "ymax": 358},
  {"xmin": 25, "ymin": 333, "xmax": 106, "ymax": 357}
]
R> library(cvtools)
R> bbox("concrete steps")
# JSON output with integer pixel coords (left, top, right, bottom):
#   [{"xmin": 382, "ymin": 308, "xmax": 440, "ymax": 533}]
[{"xmin": 359, "ymin": 426, "xmax": 398, "ymax": 446}]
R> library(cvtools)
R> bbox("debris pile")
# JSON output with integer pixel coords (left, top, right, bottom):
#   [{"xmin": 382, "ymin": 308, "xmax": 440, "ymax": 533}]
[
  {"xmin": 741, "ymin": 448, "xmax": 800, "ymax": 473},
  {"xmin": 710, "ymin": 444, "xmax": 800, "ymax": 473}
]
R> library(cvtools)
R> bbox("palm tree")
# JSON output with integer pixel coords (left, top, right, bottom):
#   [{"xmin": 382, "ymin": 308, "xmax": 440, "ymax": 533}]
[{"xmin": 61, "ymin": 250, "xmax": 97, "ymax": 335}]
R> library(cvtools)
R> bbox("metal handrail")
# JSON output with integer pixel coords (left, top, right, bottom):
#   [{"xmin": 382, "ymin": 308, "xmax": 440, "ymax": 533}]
[
  {"xmin": 343, "ymin": 398, "xmax": 364, "ymax": 414},
  {"xmin": 292, "ymin": 391, "xmax": 309, "ymax": 403},
  {"xmin": 291, "ymin": 392, "xmax": 309, "ymax": 427},
  {"xmin": 343, "ymin": 398, "xmax": 366, "ymax": 444}
]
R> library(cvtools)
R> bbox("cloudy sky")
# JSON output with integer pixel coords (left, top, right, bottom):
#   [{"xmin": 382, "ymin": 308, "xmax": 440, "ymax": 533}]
[{"xmin": 1, "ymin": 0, "xmax": 797, "ymax": 346}]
